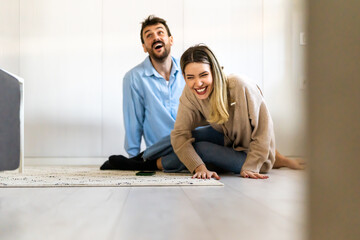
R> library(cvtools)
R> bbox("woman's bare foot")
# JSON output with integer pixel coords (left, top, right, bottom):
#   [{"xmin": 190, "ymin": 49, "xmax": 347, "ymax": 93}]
[{"xmin": 273, "ymin": 150, "xmax": 306, "ymax": 170}]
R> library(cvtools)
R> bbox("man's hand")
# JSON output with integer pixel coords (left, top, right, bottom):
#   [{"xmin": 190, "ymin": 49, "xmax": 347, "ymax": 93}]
[
  {"xmin": 192, "ymin": 164, "xmax": 220, "ymax": 180},
  {"xmin": 240, "ymin": 170, "xmax": 269, "ymax": 179}
]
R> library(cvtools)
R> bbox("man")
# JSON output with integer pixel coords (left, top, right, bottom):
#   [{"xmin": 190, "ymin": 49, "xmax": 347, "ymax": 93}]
[{"xmin": 123, "ymin": 15, "xmax": 185, "ymax": 157}]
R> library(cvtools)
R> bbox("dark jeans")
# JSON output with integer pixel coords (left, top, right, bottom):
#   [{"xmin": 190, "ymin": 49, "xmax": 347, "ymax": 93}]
[{"xmin": 142, "ymin": 126, "xmax": 247, "ymax": 173}]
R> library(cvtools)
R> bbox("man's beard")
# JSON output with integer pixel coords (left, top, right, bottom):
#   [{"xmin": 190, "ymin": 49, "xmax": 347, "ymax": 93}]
[{"xmin": 147, "ymin": 42, "xmax": 171, "ymax": 63}]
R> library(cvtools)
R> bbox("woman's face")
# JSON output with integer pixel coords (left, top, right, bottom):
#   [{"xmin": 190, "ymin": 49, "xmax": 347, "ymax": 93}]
[{"xmin": 183, "ymin": 62, "xmax": 213, "ymax": 100}]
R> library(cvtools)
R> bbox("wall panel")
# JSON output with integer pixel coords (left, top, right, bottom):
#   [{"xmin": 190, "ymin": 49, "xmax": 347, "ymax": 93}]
[
  {"xmin": 184, "ymin": 0, "xmax": 263, "ymax": 88},
  {"xmin": 20, "ymin": 0, "xmax": 103, "ymax": 157},
  {"xmin": 0, "ymin": 0, "xmax": 20, "ymax": 74},
  {"xmin": 263, "ymin": 0, "xmax": 307, "ymax": 156}
]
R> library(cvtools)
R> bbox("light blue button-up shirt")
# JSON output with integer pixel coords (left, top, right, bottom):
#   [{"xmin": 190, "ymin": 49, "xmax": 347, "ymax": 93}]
[{"xmin": 123, "ymin": 56, "xmax": 185, "ymax": 157}]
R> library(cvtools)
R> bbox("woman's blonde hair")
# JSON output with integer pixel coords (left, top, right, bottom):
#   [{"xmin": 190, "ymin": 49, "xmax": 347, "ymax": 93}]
[{"xmin": 180, "ymin": 44, "xmax": 229, "ymax": 124}]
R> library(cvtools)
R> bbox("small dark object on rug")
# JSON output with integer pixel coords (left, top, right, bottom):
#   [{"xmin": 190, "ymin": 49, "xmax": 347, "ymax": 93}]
[{"xmin": 136, "ymin": 171, "xmax": 156, "ymax": 176}]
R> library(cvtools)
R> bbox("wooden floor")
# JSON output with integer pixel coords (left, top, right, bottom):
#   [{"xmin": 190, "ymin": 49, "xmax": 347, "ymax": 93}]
[{"xmin": 0, "ymin": 168, "xmax": 307, "ymax": 240}]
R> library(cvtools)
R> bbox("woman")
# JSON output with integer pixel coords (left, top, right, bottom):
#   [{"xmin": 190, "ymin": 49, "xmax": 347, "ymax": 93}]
[
  {"xmin": 101, "ymin": 44, "xmax": 304, "ymax": 179},
  {"xmin": 170, "ymin": 44, "xmax": 274, "ymax": 179}
]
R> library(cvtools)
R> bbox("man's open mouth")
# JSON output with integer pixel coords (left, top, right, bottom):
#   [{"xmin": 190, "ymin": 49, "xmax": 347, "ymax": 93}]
[{"xmin": 153, "ymin": 41, "xmax": 164, "ymax": 50}]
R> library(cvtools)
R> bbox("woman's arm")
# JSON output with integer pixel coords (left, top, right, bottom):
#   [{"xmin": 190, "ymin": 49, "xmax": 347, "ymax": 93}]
[
  {"xmin": 170, "ymin": 89, "xmax": 211, "ymax": 175},
  {"xmin": 240, "ymin": 84, "xmax": 276, "ymax": 176}
]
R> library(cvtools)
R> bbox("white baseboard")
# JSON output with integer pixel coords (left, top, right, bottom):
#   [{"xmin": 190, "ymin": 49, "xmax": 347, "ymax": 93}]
[
  {"xmin": 24, "ymin": 156, "xmax": 306, "ymax": 167},
  {"xmin": 25, "ymin": 157, "xmax": 107, "ymax": 166}
]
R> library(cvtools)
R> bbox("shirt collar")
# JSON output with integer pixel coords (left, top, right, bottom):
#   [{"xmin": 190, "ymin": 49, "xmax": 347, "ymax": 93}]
[{"xmin": 143, "ymin": 56, "xmax": 180, "ymax": 79}]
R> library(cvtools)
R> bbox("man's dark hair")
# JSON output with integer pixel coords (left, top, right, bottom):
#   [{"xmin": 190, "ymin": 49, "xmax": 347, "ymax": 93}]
[{"xmin": 140, "ymin": 15, "xmax": 172, "ymax": 44}]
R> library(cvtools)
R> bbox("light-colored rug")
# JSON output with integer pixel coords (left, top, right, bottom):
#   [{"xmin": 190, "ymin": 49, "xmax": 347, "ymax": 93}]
[{"xmin": 0, "ymin": 166, "xmax": 223, "ymax": 187}]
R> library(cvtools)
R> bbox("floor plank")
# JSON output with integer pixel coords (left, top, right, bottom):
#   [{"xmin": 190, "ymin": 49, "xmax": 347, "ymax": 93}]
[
  {"xmin": 0, "ymin": 187, "xmax": 130, "ymax": 240},
  {"xmin": 183, "ymin": 171, "xmax": 306, "ymax": 240},
  {"xmin": 112, "ymin": 187, "xmax": 216, "ymax": 240},
  {"xmin": 0, "ymin": 168, "xmax": 307, "ymax": 240},
  {"xmin": 223, "ymin": 169, "xmax": 307, "ymax": 225}
]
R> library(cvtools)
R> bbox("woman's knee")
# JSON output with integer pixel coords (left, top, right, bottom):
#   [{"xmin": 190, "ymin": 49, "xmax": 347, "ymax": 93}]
[
  {"xmin": 192, "ymin": 126, "xmax": 224, "ymax": 145},
  {"xmin": 193, "ymin": 142, "xmax": 213, "ymax": 159}
]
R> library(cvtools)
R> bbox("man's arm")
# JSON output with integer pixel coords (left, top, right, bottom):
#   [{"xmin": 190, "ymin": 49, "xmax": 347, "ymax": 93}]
[{"xmin": 123, "ymin": 73, "xmax": 145, "ymax": 157}]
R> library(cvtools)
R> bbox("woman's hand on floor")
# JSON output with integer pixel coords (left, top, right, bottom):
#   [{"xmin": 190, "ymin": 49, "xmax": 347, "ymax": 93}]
[
  {"xmin": 240, "ymin": 170, "xmax": 269, "ymax": 179},
  {"xmin": 193, "ymin": 164, "xmax": 220, "ymax": 180}
]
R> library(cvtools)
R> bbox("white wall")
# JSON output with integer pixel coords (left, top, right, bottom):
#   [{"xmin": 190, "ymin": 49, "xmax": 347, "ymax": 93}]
[
  {"xmin": 263, "ymin": 0, "xmax": 307, "ymax": 156},
  {"xmin": 0, "ymin": 0, "xmax": 20, "ymax": 74},
  {"xmin": 0, "ymin": 0, "xmax": 307, "ymax": 161},
  {"xmin": 184, "ymin": 0, "xmax": 263, "ymax": 87},
  {"xmin": 20, "ymin": 0, "xmax": 103, "ymax": 157}
]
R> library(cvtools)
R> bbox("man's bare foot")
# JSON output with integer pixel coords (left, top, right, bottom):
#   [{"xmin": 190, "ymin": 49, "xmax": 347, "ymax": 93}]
[{"xmin": 156, "ymin": 158, "xmax": 164, "ymax": 170}]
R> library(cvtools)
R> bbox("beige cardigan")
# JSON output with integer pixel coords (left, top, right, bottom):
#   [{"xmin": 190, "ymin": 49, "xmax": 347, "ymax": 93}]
[{"xmin": 170, "ymin": 74, "xmax": 275, "ymax": 174}]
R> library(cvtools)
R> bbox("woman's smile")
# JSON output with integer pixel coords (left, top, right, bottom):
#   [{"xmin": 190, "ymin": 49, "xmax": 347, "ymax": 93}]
[
  {"xmin": 195, "ymin": 86, "xmax": 208, "ymax": 95},
  {"xmin": 184, "ymin": 63, "xmax": 213, "ymax": 100}
]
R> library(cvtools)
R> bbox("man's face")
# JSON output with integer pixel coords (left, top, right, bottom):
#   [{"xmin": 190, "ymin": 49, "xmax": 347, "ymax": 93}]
[{"xmin": 142, "ymin": 23, "xmax": 173, "ymax": 62}]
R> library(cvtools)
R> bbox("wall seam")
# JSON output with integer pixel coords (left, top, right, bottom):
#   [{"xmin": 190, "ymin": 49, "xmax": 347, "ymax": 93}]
[
  {"xmin": 261, "ymin": 0, "xmax": 265, "ymax": 93},
  {"xmin": 182, "ymin": 0, "xmax": 185, "ymax": 53},
  {"xmin": 101, "ymin": 0, "xmax": 104, "ymax": 157},
  {"xmin": 19, "ymin": 0, "xmax": 21, "ymax": 76}
]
